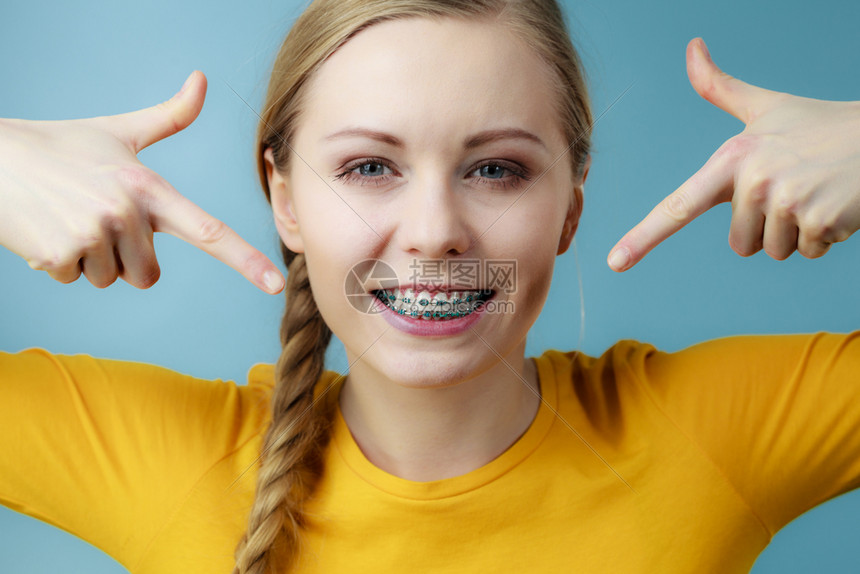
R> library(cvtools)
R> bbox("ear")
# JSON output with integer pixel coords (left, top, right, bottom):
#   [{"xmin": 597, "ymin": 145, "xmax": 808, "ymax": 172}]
[
  {"xmin": 557, "ymin": 155, "xmax": 590, "ymax": 255},
  {"xmin": 264, "ymin": 147, "xmax": 304, "ymax": 253}
]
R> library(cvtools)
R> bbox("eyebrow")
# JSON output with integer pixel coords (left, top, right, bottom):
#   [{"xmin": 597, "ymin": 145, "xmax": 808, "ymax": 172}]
[
  {"xmin": 324, "ymin": 128, "xmax": 402, "ymax": 146},
  {"xmin": 322, "ymin": 127, "xmax": 546, "ymax": 150},
  {"xmin": 464, "ymin": 128, "xmax": 546, "ymax": 150}
]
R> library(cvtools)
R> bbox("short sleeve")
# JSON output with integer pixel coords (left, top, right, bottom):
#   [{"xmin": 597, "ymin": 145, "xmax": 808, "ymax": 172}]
[
  {"xmin": 0, "ymin": 349, "xmax": 268, "ymax": 568},
  {"xmin": 635, "ymin": 332, "xmax": 860, "ymax": 535}
]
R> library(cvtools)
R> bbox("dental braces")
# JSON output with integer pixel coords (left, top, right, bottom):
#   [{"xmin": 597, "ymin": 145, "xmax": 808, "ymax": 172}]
[{"xmin": 375, "ymin": 290, "xmax": 490, "ymax": 319}]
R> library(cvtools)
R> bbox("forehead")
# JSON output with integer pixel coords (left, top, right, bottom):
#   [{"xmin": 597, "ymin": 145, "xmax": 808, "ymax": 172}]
[{"xmin": 298, "ymin": 16, "xmax": 566, "ymax": 149}]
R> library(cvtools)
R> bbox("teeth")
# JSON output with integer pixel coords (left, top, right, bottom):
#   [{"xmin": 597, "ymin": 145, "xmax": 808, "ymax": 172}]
[
  {"xmin": 431, "ymin": 291, "xmax": 455, "ymax": 305},
  {"xmin": 416, "ymin": 291, "xmax": 434, "ymax": 320},
  {"xmin": 375, "ymin": 287, "xmax": 492, "ymax": 320}
]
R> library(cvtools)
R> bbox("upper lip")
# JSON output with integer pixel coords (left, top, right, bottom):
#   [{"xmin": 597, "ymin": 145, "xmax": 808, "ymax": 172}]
[{"xmin": 374, "ymin": 284, "xmax": 493, "ymax": 293}]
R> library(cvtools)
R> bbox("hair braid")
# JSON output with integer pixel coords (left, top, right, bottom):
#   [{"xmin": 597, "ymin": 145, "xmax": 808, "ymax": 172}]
[{"xmin": 233, "ymin": 248, "xmax": 333, "ymax": 573}]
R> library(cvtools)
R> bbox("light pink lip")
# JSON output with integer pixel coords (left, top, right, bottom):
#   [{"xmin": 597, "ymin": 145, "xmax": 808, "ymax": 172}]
[{"xmin": 373, "ymin": 293, "xmax": 492, "ymax": 337}]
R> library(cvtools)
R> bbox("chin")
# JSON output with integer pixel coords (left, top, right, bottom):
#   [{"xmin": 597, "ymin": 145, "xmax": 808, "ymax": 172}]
[{"xmin": 360, "ymin": 345, "xmax": 504, "ymax": 390}]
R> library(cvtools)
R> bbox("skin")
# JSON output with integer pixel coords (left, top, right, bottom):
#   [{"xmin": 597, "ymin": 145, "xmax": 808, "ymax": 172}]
[
  {"xmin": 266, "ymin": 17, "xmax": 581, "ymax": 480},
  {"xmin": 1, "ymin": 26, "xmax": 859, "ymax": 478}
]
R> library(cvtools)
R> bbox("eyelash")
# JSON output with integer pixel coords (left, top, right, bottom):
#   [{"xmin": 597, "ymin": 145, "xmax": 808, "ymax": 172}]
[
  {"xmin": 333, "ymin": 157, "xmax": 395, "ymax": 187},
  {"xmin": 333, "ymin": 158, "xmax": 531, "ymax": 190}
]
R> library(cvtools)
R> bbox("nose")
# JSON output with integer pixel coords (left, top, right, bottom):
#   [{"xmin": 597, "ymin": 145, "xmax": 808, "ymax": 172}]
[{"xmin": 396, "ymin": 172, "xmax": 472, "ymax": 259}]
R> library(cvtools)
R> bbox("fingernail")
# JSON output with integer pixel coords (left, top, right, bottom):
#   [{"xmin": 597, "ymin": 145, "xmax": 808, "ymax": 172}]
[
  {"xmin": 263, "ymin": 270, "xmax": 284, "ymax": 293},
  {"xmin": 698, "ymin": 39, "xmax": 712, "ymax": 62},
  {"xmin": 179, "ymin": 71, "xmax": 195, "ymax": 95},
  {"xmin": 608, "ymin": 247, "xmax": 630, "ymax": 271}
]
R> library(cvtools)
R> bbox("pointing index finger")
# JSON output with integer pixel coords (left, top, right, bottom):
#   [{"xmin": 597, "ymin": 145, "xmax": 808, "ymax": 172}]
[
  {"xmin": 151, "ymin": 186, "xmax": 285, "ymax": 294},
  {"xmin": 608, "ymin": 140, "xmax": 738, "ymax": 272}
]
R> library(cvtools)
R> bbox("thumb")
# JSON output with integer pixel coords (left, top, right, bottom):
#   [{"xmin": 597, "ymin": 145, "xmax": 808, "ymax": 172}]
[
  {"xmin": 96, "ymin": 70, "xmax": 207, "ymax": 153},
  {"xmin": 686, "ymin": 38, "xmax": 781, "ymax": 125}
]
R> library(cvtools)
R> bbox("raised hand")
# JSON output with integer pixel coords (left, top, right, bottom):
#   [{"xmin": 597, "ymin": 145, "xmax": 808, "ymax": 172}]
[
  {"xmin": 0, "ymin": 71, "xmax": 285, "ymax": 293},
  {"xmin": 608, "ymin": 38, "xmax": 860, "ymax": 272}
]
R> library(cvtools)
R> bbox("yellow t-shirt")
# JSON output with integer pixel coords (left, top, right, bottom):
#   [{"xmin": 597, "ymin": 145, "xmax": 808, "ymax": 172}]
[{"xmin": 1, "ymin": 333, "xmax": 859, "ymax": 573}]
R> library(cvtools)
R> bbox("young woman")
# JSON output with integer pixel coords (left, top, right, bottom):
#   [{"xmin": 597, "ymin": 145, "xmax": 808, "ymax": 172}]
[{"xmin": 1, "ymin": 0, "xmax": 859, "ymax": 572}]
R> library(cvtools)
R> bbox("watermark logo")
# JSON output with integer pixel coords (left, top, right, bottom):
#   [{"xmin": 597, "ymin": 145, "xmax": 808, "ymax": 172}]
[{"xmin": 344, "ymin": 259, "xmax": 399, "ymax": 314}]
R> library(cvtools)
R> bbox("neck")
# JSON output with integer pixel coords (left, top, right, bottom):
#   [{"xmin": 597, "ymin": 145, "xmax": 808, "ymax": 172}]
[{"xmin": 338, "ymin": 344, "xmax": 540, "ymax": 482}]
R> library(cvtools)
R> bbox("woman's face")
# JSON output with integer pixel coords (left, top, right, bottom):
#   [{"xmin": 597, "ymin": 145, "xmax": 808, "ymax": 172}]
[{"xmin": 268, "ymin": 16, "xmax": 583, "ymax": 388}]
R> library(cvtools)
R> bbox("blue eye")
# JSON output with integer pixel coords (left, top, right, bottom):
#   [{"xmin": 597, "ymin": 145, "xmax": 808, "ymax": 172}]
[
  {"xmin": 356, "ymin": 162, "xmax": 390, "ymax": 177},
  {"xmin": 334, "ymin": 159, "xmax": 396, "ymax": 186},
  {"xmin": 477, "ymin": 164, "xmax": 507, "ymax": 179},
  {"xmin": 470, "ymin": 161, "xmax": 529, "ymax": 190}
]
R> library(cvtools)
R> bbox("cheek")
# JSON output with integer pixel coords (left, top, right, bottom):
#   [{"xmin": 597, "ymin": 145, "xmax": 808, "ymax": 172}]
[
  {"xmin": 511, "ymin": 193, "xmax": 569, "ymax": 289},
  {"xmin": 507, "ymin": 193, "xmax": 570, "ymax": 254},
  {"xmin": 291, "ymin": 170, "xmax": 378, "ymax": 256},
  {"xmin": 300, "ymin": 221, "xmax": 366, "ymax": 314},
  {"xmin": 290, "ymin": 185, "xmax": 388, "ymax": 323}
]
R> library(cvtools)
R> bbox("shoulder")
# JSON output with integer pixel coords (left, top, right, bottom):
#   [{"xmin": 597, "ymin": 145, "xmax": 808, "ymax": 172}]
[
  {"xmin": 534, "ymin": 332, "xmax": 853, "ymax": 379},
  {"xmin": 247, "ymin": 362, "xmax": 276, "ymax": 391},
  {"xmin": 532, "ymin": 340, "xmax": 656, "ymax": 380},
  {"xmin": 2, "ymin": 348, "xmax": 276, "ymax": 433},
  {"xmin": 531, "ymin": 332, "xmax": 860, "ymax": 410}
]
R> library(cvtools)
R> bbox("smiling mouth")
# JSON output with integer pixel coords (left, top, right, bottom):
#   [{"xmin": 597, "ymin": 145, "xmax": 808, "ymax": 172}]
[{"xmin": 373, "ymin": 287, "xmax": 495, "ymax": 320}]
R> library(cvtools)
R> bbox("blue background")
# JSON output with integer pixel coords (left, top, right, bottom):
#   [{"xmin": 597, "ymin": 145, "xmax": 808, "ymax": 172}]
[{"xmin": 1, "ymin": 0, "xmax": 859, "ymax": 571}]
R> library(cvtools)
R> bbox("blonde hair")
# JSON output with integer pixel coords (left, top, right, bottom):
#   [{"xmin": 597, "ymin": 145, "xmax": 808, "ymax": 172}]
[{"xmin": 234, "ymin": 1, "xmax": 592, "ymax": 572}]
